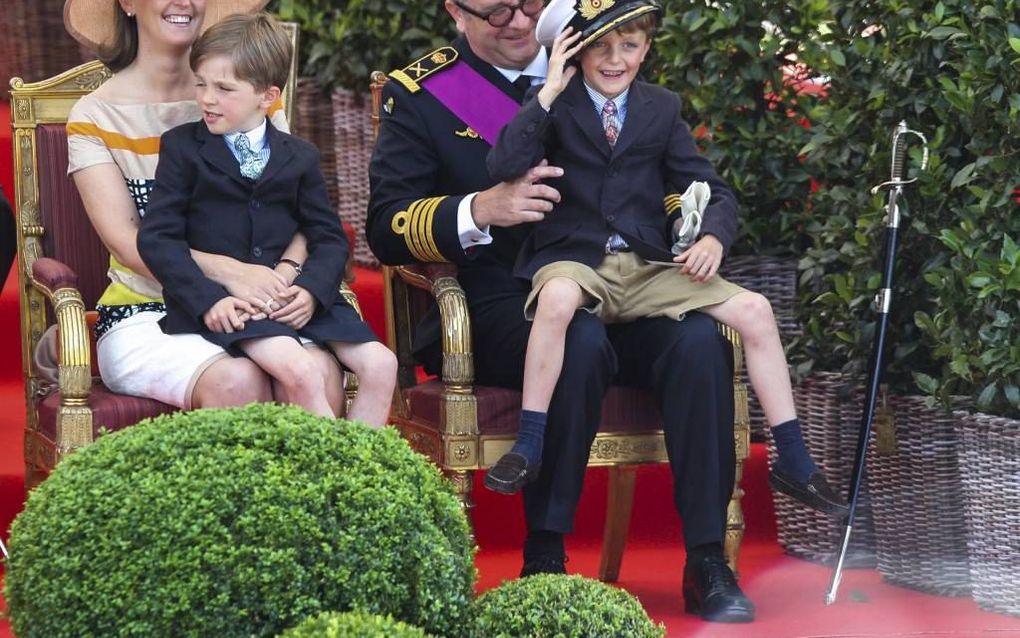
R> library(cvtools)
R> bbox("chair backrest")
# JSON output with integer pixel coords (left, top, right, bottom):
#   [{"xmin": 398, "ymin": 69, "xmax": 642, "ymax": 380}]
[
  {"xmin": 369, "ymin": 72, "xmax": 442, "ymax": 389},
  {"xmin": 10, "ymin": 61, "xmax": 111, "ymax": 387}
]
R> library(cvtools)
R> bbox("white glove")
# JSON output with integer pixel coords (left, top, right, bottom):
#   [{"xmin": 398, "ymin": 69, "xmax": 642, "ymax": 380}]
[{"xmin": 671, "ymin": 181, "xmax": 710, "ymax": 255}]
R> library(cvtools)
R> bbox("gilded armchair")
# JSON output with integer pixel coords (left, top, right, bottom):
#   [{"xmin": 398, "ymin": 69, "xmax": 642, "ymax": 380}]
[{"xmin": 9, "ymin": 24, "xmax": 362, "ymax": 488}]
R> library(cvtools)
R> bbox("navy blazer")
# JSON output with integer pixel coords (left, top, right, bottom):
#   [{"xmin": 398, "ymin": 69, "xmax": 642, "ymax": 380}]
[
  {"xmin": 138, "ymin": 120, "xmax": 348, "ymax": 337},
  {"xmin": 487, "ymin": 75, "xmax": 738, "ymax": 280}
]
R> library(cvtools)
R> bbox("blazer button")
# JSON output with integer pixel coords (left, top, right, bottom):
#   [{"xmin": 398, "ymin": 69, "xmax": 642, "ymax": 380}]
[
  {"xmin": 251, "ymin": 200, "xmax": 261, "ymax": 209},
  {"xmin": 526, "ymin": 124, "xmax": 537, "ymax": 133},
  {"xmin": 252, "ymin": 246, "xmax": 263, "ymax": 258},
  {"xmin": 606, "ymin": 215, "xmax": 616, "ymax": 222}
]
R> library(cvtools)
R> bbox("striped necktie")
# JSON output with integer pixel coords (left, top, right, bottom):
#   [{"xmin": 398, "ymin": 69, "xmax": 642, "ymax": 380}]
[{"xmin": 602, "ymin": 99, "xmax": 619, "ymax": 147}]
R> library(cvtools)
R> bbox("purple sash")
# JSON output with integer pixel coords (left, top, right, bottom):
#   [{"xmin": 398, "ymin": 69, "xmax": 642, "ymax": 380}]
[{"xmin": 421, "ymin": 61, "xmax": 520, "ymax": 145}]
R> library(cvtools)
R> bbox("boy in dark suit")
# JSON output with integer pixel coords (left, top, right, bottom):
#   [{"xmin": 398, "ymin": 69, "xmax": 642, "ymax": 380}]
[
  {"xmin": 484, "ymin": 0, "xmax": 846, "ymax": 523},
  {"xmin": 138, "ymin": 13, "xmax": 396, "ymax": 426}
]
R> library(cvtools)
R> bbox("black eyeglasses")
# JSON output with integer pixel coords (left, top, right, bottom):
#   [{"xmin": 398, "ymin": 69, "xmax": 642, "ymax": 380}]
[{"xmin": 453, "ymin": 0, "xmax": 543, "ymax": 28}]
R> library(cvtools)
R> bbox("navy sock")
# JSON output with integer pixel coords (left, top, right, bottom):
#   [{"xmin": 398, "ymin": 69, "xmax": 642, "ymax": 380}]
[
  {"xmin": 510, "ymin": 410, "xmax": 547, "ymax": 466},
  {"xmin": 772, "ymin": 418, "xmax": 819, "ymax": 482}
]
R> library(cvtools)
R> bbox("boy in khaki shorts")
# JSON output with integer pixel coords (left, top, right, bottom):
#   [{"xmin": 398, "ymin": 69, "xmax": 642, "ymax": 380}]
[{"xmin": 483, "ymin": 0, "xmax": 847, "ymax": 522}]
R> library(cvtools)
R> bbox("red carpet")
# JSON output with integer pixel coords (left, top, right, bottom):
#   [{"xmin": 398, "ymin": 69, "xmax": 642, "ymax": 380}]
[{"xmin": 2, "ymin": 99, "xmax": 1018, "ymax": 636}]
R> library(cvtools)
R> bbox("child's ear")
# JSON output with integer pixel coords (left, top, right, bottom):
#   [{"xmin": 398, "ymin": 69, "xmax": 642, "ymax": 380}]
[{"xmin": 260, "ymin": 86, "xmax": 282, "ymax": 110}]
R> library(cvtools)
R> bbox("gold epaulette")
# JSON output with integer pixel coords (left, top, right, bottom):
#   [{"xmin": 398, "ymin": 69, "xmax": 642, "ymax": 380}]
[{"xmin": 388, "ymin": 47, "xmax": 459, "ymax": 94}]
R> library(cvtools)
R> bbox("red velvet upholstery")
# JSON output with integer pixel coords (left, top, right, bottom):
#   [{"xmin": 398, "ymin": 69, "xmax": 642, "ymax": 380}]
[
  {"xmin": 38, "ymin": 384, "xmax": 175, "ymax": 442},
  {"xmin": 404, "ymin": 381, "xmax": 662, "ymax": 435},
  {"xmin": 36, "ymin": 124, "xmax": 110, "ymax": 309}
]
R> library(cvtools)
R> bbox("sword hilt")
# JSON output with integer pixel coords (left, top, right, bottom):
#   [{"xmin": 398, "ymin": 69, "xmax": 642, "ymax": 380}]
[{"xmin": 871, "ymin": 121, "xmax": 929, "ymax": 194}]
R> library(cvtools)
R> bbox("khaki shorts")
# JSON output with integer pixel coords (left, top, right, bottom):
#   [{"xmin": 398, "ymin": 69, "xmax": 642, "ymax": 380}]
[{"xmin": 525, "ymin": 252, "xmax": 746, "ymax": 323}]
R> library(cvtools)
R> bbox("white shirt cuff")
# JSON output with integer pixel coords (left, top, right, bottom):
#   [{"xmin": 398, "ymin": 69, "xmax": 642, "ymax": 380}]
[{"xmin": 457, "ymin": 193, "xmax": 492, "ymax": 249}]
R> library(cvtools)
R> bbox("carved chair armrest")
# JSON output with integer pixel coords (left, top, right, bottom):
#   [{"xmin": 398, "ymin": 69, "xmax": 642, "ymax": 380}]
[
  {"xmin": 394, "ymin": 264, "xmax": 474, "ymax": 390},
  {"xmin": 29, "ymin": 257, "xmax": 93, "ymax": 402},
  {"xmin": 339, "ymin": 281, "xmax": 362, "ymax": 398}
]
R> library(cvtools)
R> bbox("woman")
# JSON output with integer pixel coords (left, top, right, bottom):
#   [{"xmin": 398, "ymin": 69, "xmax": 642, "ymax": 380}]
[{"xmin": 64, "ymin": 0, "xmax": 345, "ymax": 411}]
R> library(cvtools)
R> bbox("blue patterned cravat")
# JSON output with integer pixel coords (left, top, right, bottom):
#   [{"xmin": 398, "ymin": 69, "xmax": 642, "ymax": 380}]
[{"xmin": 233, "ymin": 133, "xmax": 264, "ymax": 180}]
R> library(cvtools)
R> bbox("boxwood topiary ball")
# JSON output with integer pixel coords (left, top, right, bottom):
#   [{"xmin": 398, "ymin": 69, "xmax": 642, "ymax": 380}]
[
  {"xmin": 470, "ymin": 574, "xmax": 665, "ymax": 638},
  {"xmin": 278, "ymin": 610, "xmax": 432, "ymax": 637},
  {"xmin": 4, "ymin": 404, "xmax": 475, "ymax": 638}
]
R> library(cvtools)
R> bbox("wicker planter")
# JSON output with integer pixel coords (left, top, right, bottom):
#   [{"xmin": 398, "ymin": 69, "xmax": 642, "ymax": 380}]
[
  {"xmin": 332, "ymin": 88, "xmax": 377, "ymax": 268},
  {"xmin": 719, "ymin": 255, "xmax": 800, "ymax": 442},
  {"xmin": 1, "ymin": 2, "xmax": 88, "ymax": 98},
  {"xmin": 769, "ymin": 372, "xmax": 877, "ymax": 567},
  {"xmin": 955, "ymin": 411, "xmax": 1019, "ymax": 616},
  {"xmin": 869, "ymin": 395, "xmax": 970, "ymax": 596},
  {"xmin": 292, "ymin": 78, "xmax": 338, "ymax": 213}
]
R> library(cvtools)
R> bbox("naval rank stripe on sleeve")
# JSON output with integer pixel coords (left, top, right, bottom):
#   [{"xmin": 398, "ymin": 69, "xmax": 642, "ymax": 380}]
[
  {"xmin": 404, "ymin": 197, "xmax": 447, "ymax": 262},
  {"xmin": 664, "ymin": 193, "xmax": 683, "ymax": 215}
]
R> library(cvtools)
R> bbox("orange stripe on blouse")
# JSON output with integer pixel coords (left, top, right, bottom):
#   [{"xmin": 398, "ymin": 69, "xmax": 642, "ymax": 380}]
[{"xmin": 66, "ymin": 122, "xmax": 162, "ymax": 155}]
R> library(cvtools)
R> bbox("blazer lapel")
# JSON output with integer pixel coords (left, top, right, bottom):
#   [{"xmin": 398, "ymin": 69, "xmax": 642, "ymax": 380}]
[
  {"xmin": 610, "ymin": 81, "xmax": 654, "ymax": 158},
  {"xmin": 197, "ymin": 123, "xmax": 249, "ymax": 188},
  {"xmin": 563, "ymin": 77, "xmax": 612, "ymax": 158},
  {"xmin": 256, "ymin": 121, "xmax": 293, "ymax": 185}
]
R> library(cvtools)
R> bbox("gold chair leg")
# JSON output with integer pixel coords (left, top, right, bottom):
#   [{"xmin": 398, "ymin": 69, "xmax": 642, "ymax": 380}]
[
  {"xmin": 725, "ymin": 468, "xmax": 746, "ymax": 578},
  {"xmin": 599, "ymin": 464, "xmax": 638, "ymax": 582},
  {"xmin": 445, "ymin": 469, "xmax": 476, "ymax": 513}
]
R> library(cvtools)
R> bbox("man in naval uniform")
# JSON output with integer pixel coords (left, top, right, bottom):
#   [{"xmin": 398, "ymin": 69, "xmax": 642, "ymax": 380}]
[{"xmin": 366, "ymin": 0, "xmax": 754, "ymax": 622}]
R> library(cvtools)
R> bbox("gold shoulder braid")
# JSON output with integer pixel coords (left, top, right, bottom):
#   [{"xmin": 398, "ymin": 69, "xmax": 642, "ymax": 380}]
[{"xmin": 389, "ymin": 47, "xmax": 459, "ymax": 94}]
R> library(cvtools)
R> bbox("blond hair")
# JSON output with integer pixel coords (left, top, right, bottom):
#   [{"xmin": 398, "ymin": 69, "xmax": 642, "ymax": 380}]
[{"xmin": 190, "ymin": 12, "xmax": 291, "ymax": 91}]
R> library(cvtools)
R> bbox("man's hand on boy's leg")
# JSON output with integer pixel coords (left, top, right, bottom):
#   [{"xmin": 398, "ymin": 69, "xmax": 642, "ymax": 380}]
[{"xmin": 269, "ymin": 285, "xmax": 316, "ymax": 330}]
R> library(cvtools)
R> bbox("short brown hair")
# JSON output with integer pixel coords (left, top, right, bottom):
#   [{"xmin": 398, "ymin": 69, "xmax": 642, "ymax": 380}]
[
  {"xmin": 190, "ymin": 12, "xmax": 292, "ymax": 91},
  {"xmin": 615, "ymin": 13, "xmax": 659, "ymax": 39}
]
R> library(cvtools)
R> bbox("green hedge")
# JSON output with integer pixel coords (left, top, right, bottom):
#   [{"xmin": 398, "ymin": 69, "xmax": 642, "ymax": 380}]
[
  {"xmin": 4, "ymin": 404, "xmax": 475, "ymax": 638},
  {"xmin": 647, "ymin": 0, "xmax": 829, "ymax": 257},
  {"xmin": 795, "ymin": 0, "xmax": 1019, "ymax": 414},
  {"xmin": 470, "ymin": 574, "xmax": 665, "ymax": 638},
  {"xmin": 278, "ymin": 610, "xmax": 432, "ymax": 637}
]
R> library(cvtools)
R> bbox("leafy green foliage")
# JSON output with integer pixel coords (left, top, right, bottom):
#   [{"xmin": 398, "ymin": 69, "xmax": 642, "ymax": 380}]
[
  {"xmin": 278, "ymin": 610, "xmax": 432, "ymax": 637},
  {"xmin": 469, "ymin": 574, "xmax": 665, "ymax": 638},
  {"xmin": 4, "ymin": 404, "xmax": 476, "ymax": 638},
  {"xmin": 647, "ymin": 0, "xmax": 830, "ymax": 256},
  {"xmin": 794, "ymin": 0, "xmax": 1019, "ymax": 413},
  {"xmin": 269, "ymin": 0, "xmax": 458, "ymax": 92}
]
